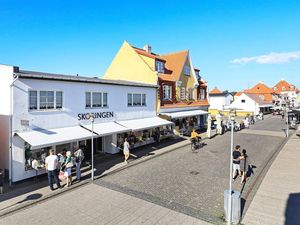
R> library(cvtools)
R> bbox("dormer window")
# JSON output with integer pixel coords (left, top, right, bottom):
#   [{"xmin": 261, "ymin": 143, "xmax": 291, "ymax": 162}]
[
  {"xmin": 195, "ymin": 70, "xmax": 200, "ymax": 79},
  {"xmin": 155, "ymin": 60, "xmax": 165, "ymax": 73},
  {"xmin": 282, "ymin": 86, "xmax": 286, "ymax": 91},
  {"xmin": 184, "ymin": 65, "xmax": 190, "ymax": 76}
]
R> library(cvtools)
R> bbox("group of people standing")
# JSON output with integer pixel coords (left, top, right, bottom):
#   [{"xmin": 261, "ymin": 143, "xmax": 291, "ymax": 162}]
[
  {"xmin": 45, "ymin": 147, "xmax": 84, "ymax": 191},
  {"xmin": 232, "ymin": 145, "xmax": 252, "ymax": 184}
]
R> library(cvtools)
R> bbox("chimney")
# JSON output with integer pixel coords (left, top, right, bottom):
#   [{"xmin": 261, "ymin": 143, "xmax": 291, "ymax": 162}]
[{"xmin": 143, "ymin": 44, "xmax": 151, "ymax": 53}]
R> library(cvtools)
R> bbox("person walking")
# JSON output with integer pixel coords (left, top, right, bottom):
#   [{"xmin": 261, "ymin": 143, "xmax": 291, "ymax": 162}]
[
  {"xmin": 232, "ymin": 145, "xmax": 241, "ymax": 181},
  {"xmin": 239, "ymin": 149, "xmax": 250, "ymax": 184},
  {"xmin": 123, "ymin": 138, "xmax": 130, "ymax": 163},
  {"xmin": 64, "ymin": 151, "xmax": 73, "ymax": 187},
  {"xmin": 74, "ymin": 147, "xmax": 84, "ymax": 181},
  {"xmin": 45, "ymin": 149, "xmax": 61, "ymax": 191}
]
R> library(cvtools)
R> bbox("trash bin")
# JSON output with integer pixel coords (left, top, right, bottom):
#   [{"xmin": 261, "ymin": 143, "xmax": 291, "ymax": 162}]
[{"xmin": 224, "ymin": 189, "xmax": 241, "ymax": 223}]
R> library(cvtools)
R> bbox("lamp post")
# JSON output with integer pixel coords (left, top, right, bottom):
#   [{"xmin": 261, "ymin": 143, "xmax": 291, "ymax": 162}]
[
  {"xmin": 286, "ymin": 104, "xmax": 289, "ymax": 138},
  {"xmin": 89, "ymin": 114, "xmax": 95, "ymax": 181},
  {"xmin": 227, "ymin": 109, "xmax": 235, "ymax": 225}
]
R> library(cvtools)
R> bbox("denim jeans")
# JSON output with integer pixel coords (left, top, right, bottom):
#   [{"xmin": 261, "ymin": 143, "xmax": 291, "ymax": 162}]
[
  {"xmin": 47, "ymin": 169, "xmax": 61, "ymax": 190},
  {"xmin": 76, "ymin": 161, "xmax": 81, "ymax": 180}
]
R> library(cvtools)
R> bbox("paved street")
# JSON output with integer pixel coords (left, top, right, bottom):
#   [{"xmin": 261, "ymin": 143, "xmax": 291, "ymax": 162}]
[
  {"xmin": 95, "ymin": 115, "xmax": 289, "ymax": 224},
  {"xmin": 0, "ymin": 183, "xmax": 210, "ymax": 225}
]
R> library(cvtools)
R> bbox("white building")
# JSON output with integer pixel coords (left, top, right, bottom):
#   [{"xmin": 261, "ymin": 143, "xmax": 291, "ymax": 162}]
[
  {"xmin": 208, "ymin": 87, "xmax": 233, "ymax": 115},
  {"xmin": 230, "ymin": 93, "xmax": 273, "ymax": 116},
  {"xmin": 0, "ymin": 64, "xmax": 172, "ymax": 182}
]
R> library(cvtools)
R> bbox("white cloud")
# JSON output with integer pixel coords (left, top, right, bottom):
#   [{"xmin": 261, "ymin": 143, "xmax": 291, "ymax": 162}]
[{"xmin": 231, "ymin": 51, "xmax": 300, "ymax": 64}]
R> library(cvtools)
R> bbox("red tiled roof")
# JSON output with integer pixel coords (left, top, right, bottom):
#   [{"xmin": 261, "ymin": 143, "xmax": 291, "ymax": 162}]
[
  {"xmin": 273, "ymin": 80, "xmax": 298, "ymax": 93},
  {"xmin": 245, "ymin": 82, "xmax": 274, "ymax": 94},
  {"xmin": 209, "ymin": 87, "xmax": 222, "ymax": 94},
  {"xmin": 235, "ymin": 92, "xmax": 243, "ymax": 97}
]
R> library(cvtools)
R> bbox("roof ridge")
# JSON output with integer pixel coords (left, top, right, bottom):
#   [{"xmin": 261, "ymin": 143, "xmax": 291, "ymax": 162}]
[{"xmin": 161, "ymin": 50, "xmax": 189, "ymax": 56}]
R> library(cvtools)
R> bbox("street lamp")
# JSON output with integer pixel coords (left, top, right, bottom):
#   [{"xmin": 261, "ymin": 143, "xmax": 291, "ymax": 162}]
[
  {"xmin": 227, "ymin": 109, "xmax": 235, "ymax": 225},
  {"xmin": 286, "ymin": 104, "xmax": 289, "ymax": 138},
  {"xmin": 89, "ymin": 113, "xmax": 95, "ymax": 181}
]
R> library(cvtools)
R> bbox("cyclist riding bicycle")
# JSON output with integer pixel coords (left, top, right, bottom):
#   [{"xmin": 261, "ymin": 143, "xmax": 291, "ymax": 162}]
[{"xmin": 191, "ymin": 129, "xmax": 201, "ymax": 143}]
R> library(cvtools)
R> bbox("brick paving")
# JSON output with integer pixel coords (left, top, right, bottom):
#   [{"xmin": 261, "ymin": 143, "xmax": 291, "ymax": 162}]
[
  {"xmin": 96, "ymin": 116, "xmax": 289, "ymax": 224},
  {"xmin": 0, "ymin": 184, "xmax": 211, "ymax": 225}
]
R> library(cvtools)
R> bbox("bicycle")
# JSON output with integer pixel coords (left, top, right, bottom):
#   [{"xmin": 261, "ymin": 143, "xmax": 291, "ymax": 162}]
[{"xmin": 190, "ymin": 137, "xmax": 203, "ymax": 151}]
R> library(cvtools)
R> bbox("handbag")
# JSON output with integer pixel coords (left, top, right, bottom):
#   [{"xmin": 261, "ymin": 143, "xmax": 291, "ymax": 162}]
[
  {"xmin": 66, "ymin": 161, "xmax": 74, "ymax": 168},
  {"xmin": 58, "ymin": 171, "xmax": 66, "ymax": 181}
]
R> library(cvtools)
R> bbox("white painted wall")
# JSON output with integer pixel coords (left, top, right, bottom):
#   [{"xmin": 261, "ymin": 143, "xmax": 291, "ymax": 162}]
[
  {"xmin": 209, "ymin": 94, "xmax": 233, "ymax": 110},
  {"xmin": 230, "ymin": 93, "xmax": 259, "ymax": 115},
  {"xmin": 12, "ymin": 78, "xmax": 157, "ymax": 132},
  {"xmin": 0, "ymin": 115, "xmax": 9, "ymax": 170},
  {"xmin": 10, "ymin": 76, "xmax": 157, "ymax": 181}
]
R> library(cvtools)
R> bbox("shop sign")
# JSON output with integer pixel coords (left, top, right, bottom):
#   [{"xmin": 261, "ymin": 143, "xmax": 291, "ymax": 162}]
[{"xmin": 77, "ymin": 112, "xmax": 114, "ymax": 120}]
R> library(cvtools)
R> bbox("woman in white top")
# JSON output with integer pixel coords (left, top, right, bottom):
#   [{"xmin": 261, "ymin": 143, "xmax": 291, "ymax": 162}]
[{"xmin": 123, "ymin": 138, "xmax": 130, "ymax": 163}]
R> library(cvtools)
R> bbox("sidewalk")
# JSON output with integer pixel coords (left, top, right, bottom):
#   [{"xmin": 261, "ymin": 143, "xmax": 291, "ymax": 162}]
[
  {"xmin": 242, "ymin": 132, "xmax": 300, "ymax": 225},
  {"xmin": 0, "ymin": 137, "xmax": 190, "ymax": 217}
]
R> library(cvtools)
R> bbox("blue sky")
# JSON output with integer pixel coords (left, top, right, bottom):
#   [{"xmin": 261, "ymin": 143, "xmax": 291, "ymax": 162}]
[{"xmin": 1, "ymin": 0, "xmax": 300, "ymax": 91}]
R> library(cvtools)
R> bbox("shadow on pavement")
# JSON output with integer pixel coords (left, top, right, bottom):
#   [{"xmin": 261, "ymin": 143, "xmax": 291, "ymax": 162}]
[
  {"xmin": 0, "ymin": 137, "xmax": 185, "ymax": 205},
  {"xmin": 0, "ymin": 193, "xmax": 43, "ymax": 211},
  {"xmin": 285, "ymin": 193, "xmax": 300, "ymax": 225}
]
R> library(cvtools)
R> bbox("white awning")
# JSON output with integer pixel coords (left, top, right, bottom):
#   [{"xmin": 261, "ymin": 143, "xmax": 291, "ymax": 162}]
[
  {"xmin": 16, "ymin": 126, "xmax": 93, "ymax": 150},
  {"xmin": 116, "ymin": 117, "xmax": 173, "ymax": 131},
  {"xmin": 160, "ymin": 109, "xmax": 208, "ymax": 119},
  {"xmin": 259, "ymin": 104, "xmax": 273, "ymax": 108},
  {"xmin": 82, "ymin": 121, "xmax": 130, "ymax": 136}
]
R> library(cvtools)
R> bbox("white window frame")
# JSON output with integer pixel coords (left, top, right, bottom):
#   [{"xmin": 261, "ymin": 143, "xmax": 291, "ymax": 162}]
[
  {"xmin": 155, "ymin": 61, "xmax": 165, "ymax": 73},
  {"xmin": 188, "ymin": 88, "xmax": 194, "ymax": 100},
  {"xmin": 29, "ymin": 90, "xmax": 64, "ymax": 111},
  {"xmin": 180, "ymin": 87, "xmax": 186, "ymax": 100},
  {"xmin": 163, "ymin": 85, "xmax": 172, "ymax": 100},
  {"xmin": 199, "ymin": 89, "xmax": 206, "ymax": 100},
  {"xmin": 127, "ymin": 93, "xmax": 146, "ymax": 107},
  {"xmin": 85, "ymin": 92, "xmax": 108, "ymax": 108}
]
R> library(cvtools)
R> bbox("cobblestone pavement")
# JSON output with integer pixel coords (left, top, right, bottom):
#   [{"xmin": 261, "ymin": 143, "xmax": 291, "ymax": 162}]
[
  {"xmin": 96, "ymin": 115, "xmax": 288, "ymax": 224},
  {"xmin": 0, "ymin": 184, "xmax": 211, "ymax": 225}
]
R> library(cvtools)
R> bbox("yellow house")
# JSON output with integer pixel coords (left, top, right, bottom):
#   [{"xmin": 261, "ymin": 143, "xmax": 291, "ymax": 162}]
[{"xmin": 104, "ymin": 41, "xmax": 209, "ymax": 132}]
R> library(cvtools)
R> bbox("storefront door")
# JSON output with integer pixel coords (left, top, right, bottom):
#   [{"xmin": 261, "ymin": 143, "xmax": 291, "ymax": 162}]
[{"xmin": 85, "ymin": 137, "xmax": 103, "ymax": 160}]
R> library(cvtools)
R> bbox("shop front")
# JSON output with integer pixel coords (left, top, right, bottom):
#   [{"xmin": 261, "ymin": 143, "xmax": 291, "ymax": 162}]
[{"xmin": 160, "ymin": 109, "xmax": 208, "ymax": 136}]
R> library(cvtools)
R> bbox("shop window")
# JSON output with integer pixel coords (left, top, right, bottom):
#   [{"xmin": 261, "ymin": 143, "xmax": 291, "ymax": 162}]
[
  {"xmin": 40, "ymin": 91, "xmax": 54, "ymax": 109},
  {"xmin": 128, "ymin": 93, "xmax": 146, "ymax": 107},
  {"xmin": 56, "ymin": 91, "xmax": 63, "ymax": 109},
  {"xmin": 180, "ymin": 87, "xmax": 186, "ymax": 100},
  {"xmin": 29, "ymin": 90, "xmax": 37, "ymax": 110},
  {"xmin": 25, "ymin": 143, "xmax": 50, "ymax": 171},
  {"xmin": 163, "ymin": 85, "xmax": 172, "ymax": 100}
]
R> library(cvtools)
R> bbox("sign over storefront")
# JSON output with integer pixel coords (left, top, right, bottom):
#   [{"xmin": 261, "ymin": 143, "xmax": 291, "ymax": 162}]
[{"xmin": 77, "ymin": 112, "xmax": 114, "ymax": 120}]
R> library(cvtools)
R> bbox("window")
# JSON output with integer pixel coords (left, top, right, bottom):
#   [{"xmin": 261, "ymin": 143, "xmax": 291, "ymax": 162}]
[
  {"xmin": 188, "ymin": 88, "xmax": 194, "ymax": 100},
  {"xmin": 163, "ymin": 85, "xmax": 172, "ymax": 100},
  {"xmin": 142, "ymin": 94, "xmax": 146, "ymax": 106},
  {"xmin": 29, "ymin": 91, "xmax": 37, "ymax": 110},
  {"xmin": 128, "ymin": 93, "xmax": 146, "ymax": 107},
  {"xmin": 155, "ymin": 61, "xmax": 165, "ymax": 73},
  {"xmin": 103, "ymin": 93, "xmax": 108, "ymax": 107},
  {"xmin": 92, "ymin": 92, "xmax": 101, "ymax": 107},
  {"xmin": 180, "ymin": 87, "xmax": 186, "ymax": 100},
  {"xmin": 86, "ymin": 92, "xmax": 108, "ymax": 108},
  {"xmin": 29, "ymin": 90, "xmax": 63, "ymax": 111},
  {"xmin": 282, "ymin": 86, "xmax": 286, "ymax": 91},
  {"xmin": 128, "ymin": 93, "xmax": 132, "ymax": 106},
  {"xmin": 56, "ymin": 91, "xmax": 63, "ymax": 109},
  {"xmin": 133, "ymin": 94, "xmax": 141, "ymax": 106},
  {"xmin": 199, "ymin": 89, "xmax": 206, "ymax": 100},
  {"xmin": 241, "ymin": 99, "xmax": 246, "ymax": 103},
  {"xmin": 85, "ymin": 92, "xmax": 91, "ymax": 108},
  {"xmin": 40, "ymin": 91, "xmax": 54, "ymax": 109},
  {"xmin": 184, "ymin": 65, "xmax": 190, "ymax": 76}
]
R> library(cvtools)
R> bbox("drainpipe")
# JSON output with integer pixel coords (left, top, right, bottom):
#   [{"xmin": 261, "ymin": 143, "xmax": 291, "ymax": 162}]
[{"xmin": 9, "ymin": 73, "xmax": 19, "ymax": 186}]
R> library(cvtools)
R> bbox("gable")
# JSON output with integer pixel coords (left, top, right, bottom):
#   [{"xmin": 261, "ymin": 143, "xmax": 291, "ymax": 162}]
[{"xmin": 103, "ymin": 41, "xmax": 157, "ymax": 85}]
